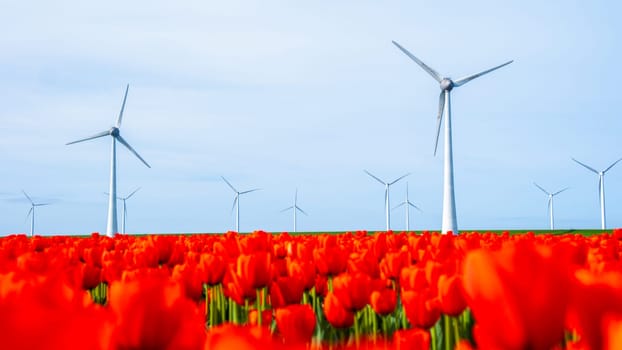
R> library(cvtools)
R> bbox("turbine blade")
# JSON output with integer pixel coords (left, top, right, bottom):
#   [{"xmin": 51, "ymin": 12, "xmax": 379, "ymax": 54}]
[
  {"xmin": 453, "ymin": 60, "xmax": 513, "ymax": 87},
  {"xmin": 231, "ymin": 195, "xmax": 238, "ymax": 214},
  {"xmin": 409, "ymin": 202, "xmax": 423, "ymax": 212},
  {"xmin": 547, "ymin": 196, "xmax": 552, "ymax": 213},
  {"xmin": 25, "ymin": 207, "xmax": 33, "ymax": 222},
  {"xmin": 604, "ymin": 157, "xmax": 622, "ymax": 173},
  {"xmin": 221, "ymin": 177, "xmax": 238, "ymax": 193},
  {"xmin": 295, "ymin": 188, "xmax": 298, "ymax": 203},
  {"xmin": 116, "ymin": 84, "xmax": 129, "ymax": 128},
  {"xmin": 392, "ymin": 202, "xmax": 406, "ymax": 210},
  {"xmin": 433, "ymin": 91, "xmax": 445, "ymax": 156},
  {"xmin": 384, "ymin": 188, "xmax": 388, "ymax": 207},
  {"xmin": 571, "ymin": 158, "xmax": 598, "ymax": 174},
  {"xmin": 364, "ymin": 170, "xmax": 386, "ymax": 185},
  {"xmin": 553, "ymin": 187, "xmax": 569, "ymax": 196},
  {"xmin": 22, "ymin": 190, "xmax": 34, "ymax": 205},
  {"xmin": 115, "ymin": 135, "xmax": 151, "ymax": 168},
  {"xmin": 280, "ymin": 206, "xmax": 294, "ymax": 213},
  {"xmin": 35, "ymin": 203, "xmax": 51, "ymax": 206},
  {"xmin": 240, "ymin": 188, "xmax": 261, "ymax": 195},
  {"xmin": 296, "ymin": 206, "xmax": 308, "ymax": 216},
  {"xmin": 126, "ymin": 187, "xmax": 141, "ymax": 199},
  {"xmin": 66, "ymin": 130, "xmax": 110, "ymax": 145},
  {"xmin": 533, "ymin": 182, "xmax": 550, "ymax": 195},
  {"xmin": 391, "ymin": 41, "xmax": 442, "ymax": 82},
  {"xmin": 389, "ymin": 173, "xmax": 410, "ymax": 185}
]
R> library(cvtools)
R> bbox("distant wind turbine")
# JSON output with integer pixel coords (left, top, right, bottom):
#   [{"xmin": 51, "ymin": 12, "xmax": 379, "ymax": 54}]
[
  {"xmin": 66, "ymin": 84, "xmax": 150, "ymax": 237},
  {"xmin": 364, "ymin": 170, "xmax": 410, "ymax": 231},
  {"xmin": 222, "ymin": 176, "xmax": 260, "ymax": 233},
  {"xmin": 106, "ymin": 188, "xmax": 141, "ymax": 234},
  {"xmin": 392, "ymin": 182, "xmax": 422, "ymax": 231},
  {"xmin": 534, "ymin": 183, "xmax": 569, "ymax": 230},
  {"xmin": 280, "ymin": 189, "xmax": 308, "ymax": 233},
  {"xmin": 392, "ymin": 41, "xmax": 512, "ymax": 234},
  {"xmin": 572, "ymin": 157, "xmax": 622, "ymax": 230},
  {"xmin": 23, "ymin": 190, "xmax": 50, "ymax": 237}
]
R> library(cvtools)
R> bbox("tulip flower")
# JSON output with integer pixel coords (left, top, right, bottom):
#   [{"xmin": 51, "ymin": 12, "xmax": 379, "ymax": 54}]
[
  {"xmin": 323, "ymin": 292, "xmax": 354, "ymax": 329},
  {"xmin": 275, "ymin": 304, "xmax": 316, "ymax": 344}
]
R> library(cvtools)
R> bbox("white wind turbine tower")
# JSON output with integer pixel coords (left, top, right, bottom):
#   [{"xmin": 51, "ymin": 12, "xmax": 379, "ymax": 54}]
[
  {"xmin": 23, "ymin": 190, "xmax": 50, "ymax": 237},
  {"xmin": 280, "ymin": 189, "xmax": 308, "ymax": 233},
  {"xmin": 364, "ymin": 170, "xmax": 410, "ymax": 231},
  {"xmin": 222, "ymin": 176, "xmax": 261, "ymax": 233},
  {"xmin": 534, "ymin": 183, "xmax": 569, "ymax": 230},
  {"xmin": 392, "ymin": 41, "xmax": 512, "ymax": 235},
  {"xmin": 392, "ymin": 182, "xmax": 422, "ymax": 231},
  {"xmin": 66, "ymin": 84, "xmax": 151, "ymax": 237},
  {"xmin": 572, "ymin": 157, "xmax": 622, "ymax": 230}
]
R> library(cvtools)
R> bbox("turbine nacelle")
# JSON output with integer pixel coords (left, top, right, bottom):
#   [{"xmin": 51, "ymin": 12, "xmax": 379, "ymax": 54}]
[
  {"xmin": 110, "ymin": 127, "xmax": 120, "ymax": 137},
  {"xmin": 440, "ymin": 79, "xmax": 454, "ymax": 91}
]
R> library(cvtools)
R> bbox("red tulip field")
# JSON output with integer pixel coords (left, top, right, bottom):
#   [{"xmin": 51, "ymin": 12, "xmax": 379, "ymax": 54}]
[{"xmin": 2, "ymin": 230, "xmax": 622, "ymax": 349}]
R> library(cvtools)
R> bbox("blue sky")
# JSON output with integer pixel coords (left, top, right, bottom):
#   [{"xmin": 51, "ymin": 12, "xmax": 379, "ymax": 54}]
[{"xmin": 1, "ymin": 0, "xmax": 621, "ymax": 234}]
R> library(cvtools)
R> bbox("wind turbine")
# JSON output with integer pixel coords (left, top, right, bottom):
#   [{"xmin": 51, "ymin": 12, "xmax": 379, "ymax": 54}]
[
  {"xmin": 392, "ymin": 182, "xmax": 422, "ymax": 231},
  {"xmin": 105, "ymin": 188, "xmax": 141, "ymax": 234},
  {"xmin": 280, "ymin": 189, "xmax": 308, "ymax": 233},
  {"xmin": 118, "ymin": 188, "xmax": 140, "ymax": 234},
  {"xmin": 392, "ymin": 41, "xmax": 512, "ymax": 234},
  {"xmin": 22, "ymin": 190, "xmax": 50, "ymax": 237},
  {"xmin": 66, "ymin": 84, "xmax": 150, "ymax": 237},
  {"xmin": 364, "ymin": 170, "xmax": 410, "ymax": 231},
  {"xmin": 222, "ymin": 176, "xmax": 260, "ymax": 233},
  {"xmin": 572, "ymin": 157, "xmax": 622, "ymax": 229},
  {"xmin": 534, "ymin": 183, "xmax": 569, "ymax": 230}
]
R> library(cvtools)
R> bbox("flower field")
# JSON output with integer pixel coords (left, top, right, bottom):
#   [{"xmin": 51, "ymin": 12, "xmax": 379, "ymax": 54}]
[{"xmin": 2, "ymin": 230, "xmax": 622, "ymax": 349}]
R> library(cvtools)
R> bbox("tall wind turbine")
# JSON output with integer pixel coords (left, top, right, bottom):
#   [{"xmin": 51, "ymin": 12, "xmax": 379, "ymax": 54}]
[
  {"xmin": 23, "ymin": 190, "xmax": 50, "ymax": 237},
  {"xmin": 222, "ymin": 176, "xmax": 260, "ymax": 233},
  {"xmin": 66, "ymin": 85, "xmax": 150, "ymax": 237},
  {"xmin": 572, "ymin": 157, "xmax": 622, "ymax": 229},
  {"xmin": 392, "ymin": 41, "xmax": 512, "ymax": 234},
  {"xmin": 280, "ymin": 189, "xmax": 308, "ymax": 233},
  {"xmin": 392, "ymin": 182, "xmax": 422, "ymax": 231},
  {"xmin": 534, "ymin": 183, "xmax": 569, "ymax": 230},
  {"xmin": 364, "ymin": 170, "xmax": 410, "ymax": 231}
]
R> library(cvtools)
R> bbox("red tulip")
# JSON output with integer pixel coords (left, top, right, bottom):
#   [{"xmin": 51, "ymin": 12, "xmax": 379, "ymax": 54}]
[
  {"xmin": 286, "ymin": 258, "xmax": 316, "ymax": 291},
  {"xmin": 380, "ymin": 249, "xmax": 409, "ymax": 280},
  {"xmin": 80, "ymin": 263, "xmax": 102, "ymax": 291},
  {"xmin": 107, "ymin": 277, "xmax": 206, "ymax": 350},
  {"xmin": 269, "ymin": 275, "xmax": 304, "ymax": 308},
  {"xmin": 566, "ymin": 269, "xmax": 622, "ymax": 350},
  {"xmin": 463, "ymin": 241, "xmax": 572, "ymax": 350},
  {"xmin": 332, "ymin": 272, "xmax": 372, "ymax": 312},
  {"xmin": 400, "ymin": 265, "xmax": 428, "ymax": 291},
  {"xmin": 236, "ymin": 251, "xmax": 271, "ymax": 290},
  {"xmin": 314, "ymin": 245, "xmax": 348, "ymax": 276},
  {"xmin": 197, "ymin": 253, "xmax": 226, "ymax": 286},
  {"xmin": 401, "ymin": 289, "xmax": 441, "ymax": 329},
  {"xmin": 323, "ymin": 292, "xmax": 354, "ymax": 328},
  {"xmin": 437, "ymin": 274, "xmax": 466, "ymax": 316},
  {"xmin": 275, "ymin": 304, "xmax": 316, "ymax": 344},
  {"xmin": 370, "ymin": 288, "xmax": 397, "ymax": 316}
]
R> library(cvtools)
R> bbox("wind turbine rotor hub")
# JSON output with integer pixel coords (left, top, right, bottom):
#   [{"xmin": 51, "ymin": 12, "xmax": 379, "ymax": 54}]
[
  {"xmin": 440, "ymin": 79, "xmax": 454, "ymax": 91},
  {"xmin": 110, "ymin": 127, "xmax": 120, "ymax": 137}
]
